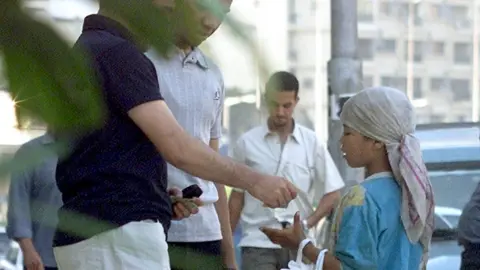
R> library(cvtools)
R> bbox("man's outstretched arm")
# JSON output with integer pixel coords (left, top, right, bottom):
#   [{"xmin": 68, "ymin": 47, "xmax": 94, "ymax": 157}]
[
  {"xmin": 128, "ymin": 100, "xmax": 297, "ymax": 208},
  {"xmin": 99, "ymin": 43, "xmax": 296, "ymax": 208}
]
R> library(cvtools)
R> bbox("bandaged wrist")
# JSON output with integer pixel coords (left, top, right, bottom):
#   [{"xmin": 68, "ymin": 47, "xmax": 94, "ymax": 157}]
[
  {"xmin": 299, "ymin": 238, "xmax": 313, "ymax": 252},
  {"xmin": 315, "ymin": 248, "xmax": 329, "ymax": 269}
]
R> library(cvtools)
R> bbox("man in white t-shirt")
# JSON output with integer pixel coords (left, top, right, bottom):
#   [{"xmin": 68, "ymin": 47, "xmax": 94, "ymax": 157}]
[
  {"xmin": 228, "ymin": 71, "xmax": 345, "ymax": 270},
  {"xmin": 147, "ymin": 1, "xmax": 237, "ymax": 269}
]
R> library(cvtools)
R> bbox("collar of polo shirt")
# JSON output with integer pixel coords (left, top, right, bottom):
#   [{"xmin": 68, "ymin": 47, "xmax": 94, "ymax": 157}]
[{"xmin": 262, "ymin": 120, "xmax": 302, "ymax": 144}]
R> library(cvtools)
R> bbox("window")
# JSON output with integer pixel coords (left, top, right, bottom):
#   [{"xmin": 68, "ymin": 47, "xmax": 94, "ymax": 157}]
[
  {"xmin": 454, "ymin": 43, "xmax": 471, "ymax": 64},
  {"xmin": 432, "ymin": 4, "xmax": 446, "ymax": 19},
  {"xmin": 404, "ymin": 41, "xmax": 423, "ymax": 62},
  {"xmin": 288, "ymin": 0, "xmax": 295, "ymax": 12},
  {"xmin": 443, "ymin": 215, "xmax": 460, "ymax": 228},
  {"xmin": 379, "ymin": 2, "xmax": 394, "ymax": 16},
  {"xmin": 289, "ymin": 14, "xmax": 297, "ymax": 24},
  {"xmin": 451, "ymin": 5, "xmax": 471, "ymax": 28},
  {"xmin": 457, "ymin": 5, "xmax": 474, "ymax": 17},
  {"xmin": 396, "ymin": 3, "xmax": 409, "ymax": 19},
  {"xmin": 289, "ymin": 68, "xmax": 297, "ymax": 75},
  {"xmin": 434, "ymin": 4, "xmax": 470, "ymax": 28},
  {"xmin": 380, "ymin": 2, "xmax": 418, "ymax": 20},
  {"xmin": 358, "ymin": 39, "xmax": 374, "ymax": 60},
  {"xmin": 413, "ymin": 78, "xmax": 423, "ymax": 99},
  {"xmin": 288, "ymin": 0, "xmax": 296, "ymax": 23},
  {"xmin": 358, "ymin": 0, "xmax": 373, "ymax": 22},
  {"xmin": 5, "ymin": 246, "xmax": 18, "ymax": 265},
  {"xmin": 362, "ymin": 76, "xmax": 373, "ymax": 88},
  {"xmin": 431, "ymin": 114, "xmax": 445, "ymax": 123},
  {"xmin": 0, "ymin": 233, "xmax": 8, "ymax": 255},
  {"xmin": 381, "ymin": 76, "xmax": 406, "ymax": 91},
  {"xmin": 434, "ymin": 215, "xmax": 449, "ymax": 230},
  {"xmin": 377, "ymin": 39, "xmax": 396, "ymax": 53},
  {"xmin": 303, "ymin": 78, "xmax": 314, "ymax": 89},
  {"xmin": 451, "ymin": 79, "xmax": 471, "ymax": 101},
  {"xmin": 430, "ymin": 78, "xmax": 449, "ymax": 91},
  {"xmin": 288, "ymin": 50, "xmax": 297, "ymax": 61},
  {"xmin": 432, "ymin": 42, "xmax": 445, "ymax": 56},
  {"xmin": 412, "ymin": 3, "xmax": 423, "ymax": 26}
]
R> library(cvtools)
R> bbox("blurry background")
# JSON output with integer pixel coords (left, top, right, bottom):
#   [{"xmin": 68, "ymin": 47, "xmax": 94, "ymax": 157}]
[{"xmin": 0, "ymin": 1, "xmax": 479, "ymax": 268}]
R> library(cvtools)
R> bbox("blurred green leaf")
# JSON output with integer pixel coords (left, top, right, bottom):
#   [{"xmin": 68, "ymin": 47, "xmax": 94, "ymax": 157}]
[
  {"xmin": 100, "ymin": 0, "xmax": 199, "ymax": 56},
  {"xmin": 169, "ymin": 245, "xmax": 222, "ymax": 269},
  {"xmin": 0, "ymin": 4, "xmax": 105, "ymax": 133}
]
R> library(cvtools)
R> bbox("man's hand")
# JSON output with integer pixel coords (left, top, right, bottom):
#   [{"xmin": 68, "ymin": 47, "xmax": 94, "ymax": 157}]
[
  {"xmin": 247, "ymin": 175, "xmax": 297, "ymax": 208},
  {"xmin": 260, "ymin": 212, "xmax": 306, "ymax": 249},
  {"xmin": 168, "ymin": 188, "xmax": 203, "ymax": 220},
  {"xmin": 23, "ymin": 249, "xmax": 44, "ymax": 270}
]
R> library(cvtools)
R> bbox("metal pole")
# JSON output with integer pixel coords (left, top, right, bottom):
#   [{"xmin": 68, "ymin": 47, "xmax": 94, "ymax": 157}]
[
  {"xmin": 314, "ymin": 0, "xmax": 327, "ymax": 143},
  {"xmin": 327, "ymin": 0, "xmax": 364, "ymax": 187},
  {"xmin": 472, "ymin": 0, "xmax": 479, "ymax": 122},
  {"xmin": 406, "ymin": 0, "xmax": 415, "ymax": 100}
]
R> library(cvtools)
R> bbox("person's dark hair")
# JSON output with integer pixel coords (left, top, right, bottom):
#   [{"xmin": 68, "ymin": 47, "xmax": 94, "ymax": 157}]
[{"xmin": 265, "ymin": 71, "xmax": 299, "ymax": 98}]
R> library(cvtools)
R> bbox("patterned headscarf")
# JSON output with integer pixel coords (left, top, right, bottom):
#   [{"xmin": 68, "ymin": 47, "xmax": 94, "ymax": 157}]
[{"xmin": 340, "ymin": 86, "xmax": 435, "ymax": 269}]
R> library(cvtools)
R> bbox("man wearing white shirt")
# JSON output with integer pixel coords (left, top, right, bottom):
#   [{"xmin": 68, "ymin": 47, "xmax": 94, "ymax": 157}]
[
  {"xmin": 228, "ymin": 71, "xmax": 345, "ymax": 270},
  {"xmin": 146, "ymin": 1, "xmax": 237, "ymax": 269}
]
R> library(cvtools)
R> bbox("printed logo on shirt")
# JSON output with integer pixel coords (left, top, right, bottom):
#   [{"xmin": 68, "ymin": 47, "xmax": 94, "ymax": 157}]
[{"xmin": 214, "ymin": 90, "xmax": 220, "ymax": 100}]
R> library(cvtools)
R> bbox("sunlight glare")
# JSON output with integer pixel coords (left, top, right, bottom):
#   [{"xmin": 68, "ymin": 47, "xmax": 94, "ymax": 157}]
[{"xmin": 0, "ymin": 92, "xmax": 33, "ymax": 146}]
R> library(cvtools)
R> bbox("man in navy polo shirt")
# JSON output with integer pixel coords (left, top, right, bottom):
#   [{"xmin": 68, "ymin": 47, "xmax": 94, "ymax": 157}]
[{"xmin": 52, "ymin": 1, "xmax": 297, "ymax": 270}]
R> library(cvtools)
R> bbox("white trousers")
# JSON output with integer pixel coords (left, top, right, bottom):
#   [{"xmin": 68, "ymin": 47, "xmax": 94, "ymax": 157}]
[{"xmin": 53, "ymin": 220, "xmax": 170, "ymax": 270}]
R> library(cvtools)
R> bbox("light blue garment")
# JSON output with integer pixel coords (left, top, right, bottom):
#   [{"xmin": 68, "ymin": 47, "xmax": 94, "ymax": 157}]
[
  {"xmin": 6, "ymin": 134, "xmax": 61, "ymax": 267},
  {"xmin": 331, "ymin": 173, "xmax": 423, "ymax": 270}
]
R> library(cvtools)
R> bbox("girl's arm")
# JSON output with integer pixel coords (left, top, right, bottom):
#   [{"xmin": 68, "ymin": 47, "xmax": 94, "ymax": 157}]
[{"xmin": 303, "ymin": 243, "xmax": 342, "ymax": 270}]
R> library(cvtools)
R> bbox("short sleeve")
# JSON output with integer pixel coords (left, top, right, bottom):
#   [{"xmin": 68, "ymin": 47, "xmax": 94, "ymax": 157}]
[
  {"xmin": 229, "ymin": 137, "xmax": 246, "ymax": 192},
  {"xmin": 314, "ymin": 141, "xmax": 345, "ymax": 194},
  {"xmin": 98, "ymin": 42, "xmax": 163, "ymax": 114},
  {"xmin": 334, "ymin": 186, "xmax": 380, "ymax": 270},
  {"xmin": 210, "ymin": 78, "xmax": 225, "ymax": 139},
  {"xmin": 6, "ymin": 144, "xmax": 34, "ymax": 240}
]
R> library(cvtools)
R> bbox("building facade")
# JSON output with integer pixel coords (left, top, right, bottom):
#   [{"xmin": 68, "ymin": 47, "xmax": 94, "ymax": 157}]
[{"xmin": 284, "ymin": 0, "xmax": 480, "ymax": 124}]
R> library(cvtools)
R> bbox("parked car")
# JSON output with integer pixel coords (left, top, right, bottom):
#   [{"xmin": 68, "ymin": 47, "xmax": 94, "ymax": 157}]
[
  {"xmin": 418, "ymin": 123, "xmax": 480, "ymax": 269},
  {"xmin": 428, "ymin": 206, "xmax": 462, "ymax": 270},
  {"xmin": 0, "ymin": 241, "xmax": 22, "ymax": 270},
  {"xmin": 0, "ymin": 227, "xmax": 9, "ymax": 259},
  {"xmin": 427, "ymin": 256, "xmax": 461, "ymax": 270}
]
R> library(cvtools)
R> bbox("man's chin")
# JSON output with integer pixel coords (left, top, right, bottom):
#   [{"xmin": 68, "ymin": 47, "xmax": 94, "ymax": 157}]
[
  {"xmin": 185, "ymin": 36, "xmax": 207, "ymax": 47},
  {"xmin": 273, "ymin": 120, "xmax": 288, "ymax": 127}
]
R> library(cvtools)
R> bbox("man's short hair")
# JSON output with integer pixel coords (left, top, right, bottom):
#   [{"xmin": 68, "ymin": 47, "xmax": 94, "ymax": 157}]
[{"xmin": 265, "ymin": 71, "xmax": 299, "ymax": 97}]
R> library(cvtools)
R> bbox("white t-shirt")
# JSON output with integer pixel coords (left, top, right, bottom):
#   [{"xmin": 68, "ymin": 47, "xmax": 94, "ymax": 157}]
[{"xmin": 147, "ymin": 48, "xmax": 225, "ymax": 242}]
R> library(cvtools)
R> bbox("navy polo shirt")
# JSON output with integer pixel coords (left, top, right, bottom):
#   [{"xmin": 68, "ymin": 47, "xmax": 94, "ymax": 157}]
[{"xmin": 53, "ymin": 15, "xmax": 172, "ymax": 247}]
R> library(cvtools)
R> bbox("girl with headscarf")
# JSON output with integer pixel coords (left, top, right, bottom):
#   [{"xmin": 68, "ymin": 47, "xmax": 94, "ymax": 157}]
[{"xmin": 261, "ymin": 86, "xmax": 435, "ymax": 270}]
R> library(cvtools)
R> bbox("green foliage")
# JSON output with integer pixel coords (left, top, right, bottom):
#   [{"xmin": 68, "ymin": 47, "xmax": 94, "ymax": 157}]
[{"xmin": 0, "ymin": 3, "xmax": 105, "ymax": 132}]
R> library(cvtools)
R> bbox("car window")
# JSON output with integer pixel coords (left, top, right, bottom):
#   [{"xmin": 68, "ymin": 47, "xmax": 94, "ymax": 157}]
[
  {"xmin": 443, "ymin": 215, "xmax": 460, "ymax": 228},
  {"xmin": 429, "ymin": 170, "xmax": 480, "ymax": 211},
  {"xmin": 0, "ymin": 233, "xmax": 9, "ymax": 254},
  {"xmin": 435, "ymin": 215, "xmax": 449, "ymax": 230},
  {"xmin": 5, "ymin": 246, "xmax": 18, "ymax": 265}
]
